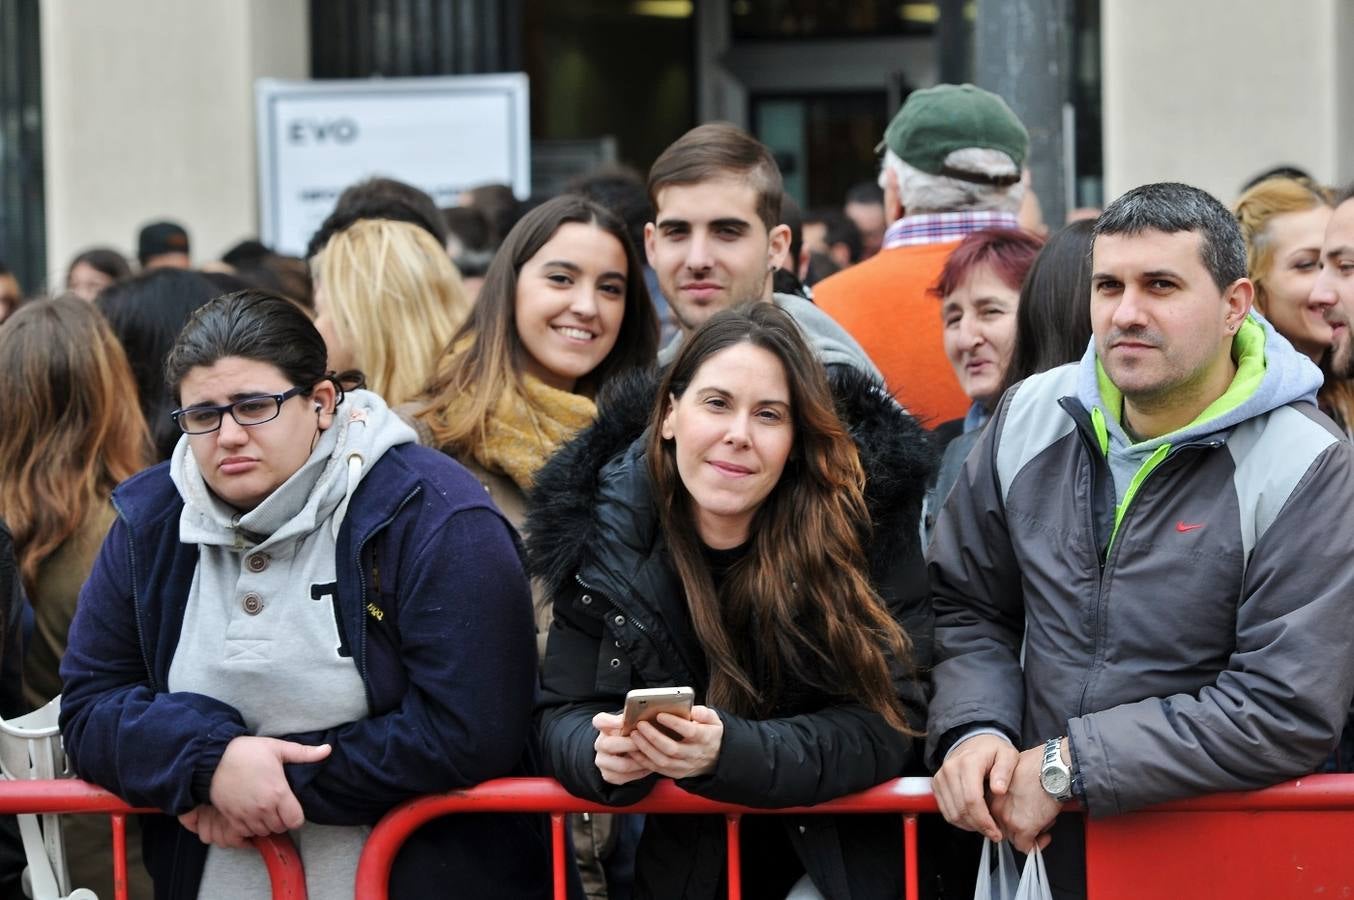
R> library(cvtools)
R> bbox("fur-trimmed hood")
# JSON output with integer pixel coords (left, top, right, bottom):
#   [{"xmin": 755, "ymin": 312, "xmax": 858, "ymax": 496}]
[{"xmin": 526, "ymin": 366, "xmax": 936, "ymax": 601}]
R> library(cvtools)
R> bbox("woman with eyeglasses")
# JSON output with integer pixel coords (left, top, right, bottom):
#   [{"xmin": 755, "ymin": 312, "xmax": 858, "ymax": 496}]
[{"xmin": 59, "ymin": 290, "xmax": 551, "ymax": 899}]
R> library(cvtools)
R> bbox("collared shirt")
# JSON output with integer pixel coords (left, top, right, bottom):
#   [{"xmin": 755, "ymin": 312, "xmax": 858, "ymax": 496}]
[
  {"xmin": 963, "ymin": 402, "xmax": 990, "ymax": 434},
  {"xmin": 882, "ymin": 210, "xmax": 1021, "ymax": 249}
]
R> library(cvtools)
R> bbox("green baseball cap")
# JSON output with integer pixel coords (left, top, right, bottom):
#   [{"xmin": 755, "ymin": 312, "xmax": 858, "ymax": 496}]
[{"xmin": 877, "ymin": 83, "xmax": 1028, "ymax": 185}]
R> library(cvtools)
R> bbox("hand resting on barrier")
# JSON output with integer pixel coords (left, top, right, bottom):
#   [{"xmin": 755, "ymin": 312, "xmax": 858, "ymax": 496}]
[
  {"xmin": 178, "ymin": 804, "xmax": 251, "ymax": 849},
  {"xmin": 988, "ymin": 743, "xmax": 1060, "ymax": 853},
  {"xmin": 932, "ymin": 733, "xmax": 1019, "ymax": 843},
  {"xmin": 204, "ymin": 735, "xmax": 332, "ymax": 840}
]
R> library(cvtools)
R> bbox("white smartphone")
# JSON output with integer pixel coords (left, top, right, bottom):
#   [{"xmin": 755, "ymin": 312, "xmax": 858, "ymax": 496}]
[{"xmin": 621, "ymin": 686, "xmax": 695, "ymax": 738}]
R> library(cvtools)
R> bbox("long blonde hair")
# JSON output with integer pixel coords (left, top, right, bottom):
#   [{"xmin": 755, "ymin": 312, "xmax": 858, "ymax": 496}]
[
  {"xmin": 313, "ymin": 219, "xmax": 471, "ymax": 405},
  {"xmin": 1235, "ymin": 178, "xmax": 1354, "ymax": 425},
  {"xmin": 1234, "ymin": 176, "xmax": 1332, "ymax": 317},
  {"xmin": 0, "ymin": 298, "xmax": 150, "ymax": 594}
]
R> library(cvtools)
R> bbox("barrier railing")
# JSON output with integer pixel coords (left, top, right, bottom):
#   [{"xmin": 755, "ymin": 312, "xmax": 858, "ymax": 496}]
[
  {"xmin": 354, "ymin": 776, "xmax": 938, "ymax": 900},
  {"xmin": 0, "ymin": 780, "xmax": 308, "ymax": 900},
  {"xmin": 354, "ymin": 774, "xmax": 1354, "ymax": 900},
  {"xmin": 7, "ymin": 773, "xmax": 1352, "ymax": 899}
]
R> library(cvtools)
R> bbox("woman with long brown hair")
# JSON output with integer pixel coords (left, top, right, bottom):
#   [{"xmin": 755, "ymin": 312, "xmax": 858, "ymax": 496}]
[
  {"xmin": 529, "ymin": 302, "xmax": 933, "ymax": 899},
  {"xmin": 412, "ymin": 194, "xmax": 658, "ymax": 532},
  {"xmin": 0, "ymin": 296, "xmax": 152, "ymax": 897},
  {"xmin": 0, "ymin": 297, "xmax": 150, "ymax": 705}
]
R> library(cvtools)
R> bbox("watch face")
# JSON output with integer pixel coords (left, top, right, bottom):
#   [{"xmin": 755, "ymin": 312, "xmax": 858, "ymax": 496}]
[{"xmin": 1041, "ymin": 767, "xmax": 1070, "ymax": 796}]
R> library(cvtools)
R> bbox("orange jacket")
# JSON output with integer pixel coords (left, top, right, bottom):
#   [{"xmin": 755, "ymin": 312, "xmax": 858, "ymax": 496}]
[{"xmin": 814, "ymin": 242, "xmax": 970, "ymax": 426}]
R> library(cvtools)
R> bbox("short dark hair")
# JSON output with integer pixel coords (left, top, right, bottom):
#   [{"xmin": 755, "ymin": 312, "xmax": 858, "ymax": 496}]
[
  {"xmin": 441, "ymin": 206, "xmax": 491, "ymax": 253},
  {"xmin": 68, "ymin": 247, "xmax": 132, "ymax": 283},
  {"xmin": 1094, "ymin": 182, "xmax": 1247, "ymax": 293},
  {"xmin": 805, "ymin": 208, "xmax": 864, "ymax": 263},
  {"xmin": 98, "ymin": 269, "xmax": 226, "ymax": 460},
  {"xmin": 569, "ymin": 165, "xmax": 652, "ymax": 259},
  {"xmin": 648, "ymin": 123, "xmax": 783, "ymax": 230},
  {"xmin": 164, "ymin": 290, "xmax": 339, "ymax": 407},
  {"xmin": 845, "ymin": 181, "xmax": 884, "ymax": 207},
  {"xmin": 305, "ymin": 177, "xmax": 447, "ymax": 259},
  {"xmin": 1240, "ymin": 164, "xmax": 1314, "ymax": 195}
]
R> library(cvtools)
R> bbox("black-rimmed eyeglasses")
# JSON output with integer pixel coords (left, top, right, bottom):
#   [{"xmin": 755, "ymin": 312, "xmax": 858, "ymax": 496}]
[{"xmin": 170, "ymin": 385, "xmax": 311, "ymax": 435}]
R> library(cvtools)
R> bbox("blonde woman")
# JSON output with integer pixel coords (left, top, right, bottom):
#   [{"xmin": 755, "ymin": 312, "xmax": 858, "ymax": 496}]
[
  {"xmin": 312, "ymin": 218, "xmax": 472, "ymax": 405},
  {"xmin": 1234, "ymin": 177, "xmax": 1353, "ymax": 427}
]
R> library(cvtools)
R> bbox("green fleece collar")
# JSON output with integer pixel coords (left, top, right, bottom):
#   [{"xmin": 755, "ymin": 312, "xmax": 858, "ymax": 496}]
[{"xmin": 1094, "ymin": 316, "xmax": 1267, "ymax": 446}]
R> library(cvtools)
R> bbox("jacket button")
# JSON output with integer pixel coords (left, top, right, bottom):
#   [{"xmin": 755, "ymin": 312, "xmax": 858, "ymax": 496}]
[
  {"xmin": 247, "ymin": 554, "xmax": 269, "ymax": 573},
  {"xmin": 242, "ymin": 593, "xmax": 264, "ymax": 615},
  {"xmin": 613, "ymin": 615, "xmax": 625, "ymax": 626},
  {"xmin": 609, "ymin": 658, "xmax": 621, "ymax": 668},
  {"xmin": 614, "ymin": 640, "xmax": 622, "ymax": 648},
  {"xmin": 581, "ymin": 594, "xmax": 592, "ymax": 605},
  {"xmin": 798, "ymin": 825, "xmax": 806, "ymax": 834}
]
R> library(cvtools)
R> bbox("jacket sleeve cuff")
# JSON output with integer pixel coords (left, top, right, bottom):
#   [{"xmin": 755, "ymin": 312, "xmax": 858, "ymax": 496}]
[
  {"xmin": 189, "ymin": 721, "xmax": 250, "ymax": 806},
  {"xmin": 942, "ymin": 726, "xmax": 1015, "ymax": 762}
]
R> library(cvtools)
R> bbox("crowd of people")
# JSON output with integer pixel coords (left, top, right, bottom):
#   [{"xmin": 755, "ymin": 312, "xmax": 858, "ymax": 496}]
[{"xmin": 0, "ymin": 80, "xmax": 1351, "ymax": 900}]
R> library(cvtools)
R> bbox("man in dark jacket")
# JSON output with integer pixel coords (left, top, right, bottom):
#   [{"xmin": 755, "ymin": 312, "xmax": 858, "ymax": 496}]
[{"xmin": 926, "ymin": 182, "xmax": 1354, "ymax": 898}]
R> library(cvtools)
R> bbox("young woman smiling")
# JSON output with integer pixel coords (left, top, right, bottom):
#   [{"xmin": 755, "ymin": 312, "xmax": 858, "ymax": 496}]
[
  {"xmin": 59, "ymin": 291, "xmax": 550, "ymax": 899},
  {"xmin": 1234, "ymin": 176, "xmax": 1354, "ymax": 427},
  {"xmin": 530, "ymin": 303, "xmax": 933, "ymax": 900},
  {"xmin": 410, "ymin": 193, "xmax": 658, "ymax": 898},
  {"xmin": 412, "ymin": 193, "xmax": 658, "ymax": 539}
]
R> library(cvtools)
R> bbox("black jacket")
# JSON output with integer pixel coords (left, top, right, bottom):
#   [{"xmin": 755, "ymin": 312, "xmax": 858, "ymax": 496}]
[{"xmin": 528, "ymin": 369, "xmax": 936, "ymax": 900}]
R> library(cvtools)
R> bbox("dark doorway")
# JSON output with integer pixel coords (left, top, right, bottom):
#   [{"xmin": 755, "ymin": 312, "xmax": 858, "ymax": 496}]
[
  {"xmin": 751, "ymin": 91, "xmax": 889, "ymax": 209},
  {"xmin": 0, "ymin": 0, "xmax": 45, "ymax": 296}
]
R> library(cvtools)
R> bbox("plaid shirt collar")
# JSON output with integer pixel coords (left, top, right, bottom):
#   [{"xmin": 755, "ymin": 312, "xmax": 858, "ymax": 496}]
[{"xmin": 882, "ymin": 210, "xmax": 1021, "ymax": 249}]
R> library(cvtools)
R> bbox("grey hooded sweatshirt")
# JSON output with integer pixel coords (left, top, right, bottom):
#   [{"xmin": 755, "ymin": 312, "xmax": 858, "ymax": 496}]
[
  {"xmin": 168, "ymin": 390, "xmax": 415, "ymax": 900},
  {"xmin": 657, "ymin": 292, "xmax": 883, "ymax": 380}
]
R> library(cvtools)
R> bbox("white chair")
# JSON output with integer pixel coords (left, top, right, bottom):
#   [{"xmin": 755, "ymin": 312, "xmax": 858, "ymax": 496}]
[{"xmin": 0, "ymin": 697, "xmax": 95, "ymax": 900}]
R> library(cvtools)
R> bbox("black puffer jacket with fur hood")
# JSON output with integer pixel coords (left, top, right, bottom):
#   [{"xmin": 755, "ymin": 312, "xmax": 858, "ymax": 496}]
[{"xmin": 527, "ymin": 367, "xmax": 936, "ymax": 900}]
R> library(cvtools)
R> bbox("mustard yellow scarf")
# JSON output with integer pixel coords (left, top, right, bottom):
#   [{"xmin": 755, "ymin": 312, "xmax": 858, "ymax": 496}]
[{"xmin": 466, "ymin": 375, "xmax": 597, "ymax": 490}]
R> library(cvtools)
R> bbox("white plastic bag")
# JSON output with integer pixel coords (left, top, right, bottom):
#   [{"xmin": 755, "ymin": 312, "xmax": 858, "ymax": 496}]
[
  {"xmin": 973, "ymin": 838, "xmax": 1019, "ymax": 900},
  {"xmin": 1013, "ymin": 844, "xmax": 1052, "ymax": 900},
  {"xmin": 974, "ymin": 840, "xmax": 1051, "ymax": 900}
]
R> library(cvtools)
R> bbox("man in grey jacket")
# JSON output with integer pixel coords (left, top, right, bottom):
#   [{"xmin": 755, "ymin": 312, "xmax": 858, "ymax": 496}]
[
  {"xmin": 645, "ymin": 122, "xmax": 880, "ymax": 379},
  {"xmin": 926, "ymin": 181, "xmax": 1354, "ymax": 897}
]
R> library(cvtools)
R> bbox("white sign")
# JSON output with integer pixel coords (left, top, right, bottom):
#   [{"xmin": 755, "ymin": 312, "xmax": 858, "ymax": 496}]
[{"xmin": 255, "ymin": 74, "xmax": 530, "ymax": 256}]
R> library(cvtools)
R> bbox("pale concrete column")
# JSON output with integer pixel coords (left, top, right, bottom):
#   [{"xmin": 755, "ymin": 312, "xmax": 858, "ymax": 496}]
[
  {"xmin": 40, "ymin": 0, "xmax": 307, "ymax": 290},
  {"xmin": 1101, "ymin": 0, "xmax": 1352, "ymax": 206},
  {"xmin": 976, "ymin": 0, "xmax": 1072, "ymax": 227}
]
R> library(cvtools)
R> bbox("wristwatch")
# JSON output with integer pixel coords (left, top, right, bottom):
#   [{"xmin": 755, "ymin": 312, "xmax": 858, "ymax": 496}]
[{"xmin": 1039, "ymin": 737, "xmax": 1074, "ymax": 801}]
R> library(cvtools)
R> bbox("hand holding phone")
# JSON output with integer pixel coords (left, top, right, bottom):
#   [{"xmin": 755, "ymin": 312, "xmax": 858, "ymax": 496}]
[{"xmin": 621, "ymin": 686, "xmax": 695, "ymax": 739}]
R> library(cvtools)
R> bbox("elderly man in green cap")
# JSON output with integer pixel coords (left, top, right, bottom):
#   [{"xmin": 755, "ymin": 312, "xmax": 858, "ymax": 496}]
[{"xmin": 815, "ymin": 84, "xmax": 1029, "ymax": 428}]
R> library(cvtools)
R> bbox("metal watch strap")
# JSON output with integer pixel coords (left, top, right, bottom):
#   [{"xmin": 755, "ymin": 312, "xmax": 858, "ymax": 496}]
[{"xmin": 1040, "ymin": 737, "xmax": 1073, "ymax": 801}]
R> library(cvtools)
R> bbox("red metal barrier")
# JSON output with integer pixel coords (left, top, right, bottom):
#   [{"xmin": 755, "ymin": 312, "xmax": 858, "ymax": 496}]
[
  {"xmin": 355, "ymin": 774, "xmax": 1354, "ymax": 900},
  {"xmin": 0, "ymin": 780, "xmax": 308, "ymax": 900},
  {"xmin": 354, "ymin": 776, "xmax": 939, "ymax": 900},
  {"xmin": 1084, "ymin": 773, "xmax": 1354, "ymax": 899}
]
